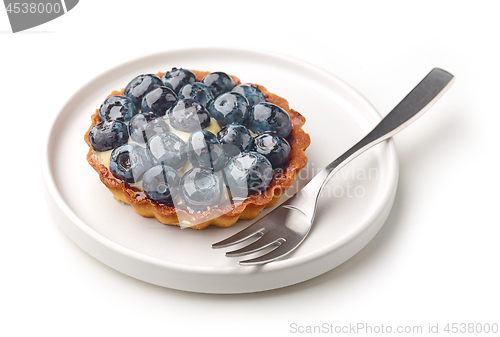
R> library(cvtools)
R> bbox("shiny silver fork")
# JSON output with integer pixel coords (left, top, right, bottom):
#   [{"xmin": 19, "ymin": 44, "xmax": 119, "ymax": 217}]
[{"xmin": 212, "ymin": 68, "xmax": 455, "ymax": 266}]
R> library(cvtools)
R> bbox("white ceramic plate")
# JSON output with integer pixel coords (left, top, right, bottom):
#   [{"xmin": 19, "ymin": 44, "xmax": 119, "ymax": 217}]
[{"xmin": 42, "ymin": 48, "xmax": 398, "ymax": 294}]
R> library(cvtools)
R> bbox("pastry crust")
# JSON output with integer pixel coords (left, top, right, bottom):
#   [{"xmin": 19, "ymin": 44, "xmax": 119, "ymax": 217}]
[{"xmin": 85, "ymin": 70, "xmax": 310, "ymax": 229}]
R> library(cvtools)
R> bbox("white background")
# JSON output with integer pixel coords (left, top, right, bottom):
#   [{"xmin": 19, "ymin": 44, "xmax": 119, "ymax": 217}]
[{"xmin": 1, "ymin": 1, "xmax": 499, "ymax": 336}]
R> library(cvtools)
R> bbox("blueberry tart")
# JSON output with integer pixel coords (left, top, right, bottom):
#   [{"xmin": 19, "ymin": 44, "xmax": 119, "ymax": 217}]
[{"xmin": 85, "ymin": 69, "xmax": 310, "ymax": 229}]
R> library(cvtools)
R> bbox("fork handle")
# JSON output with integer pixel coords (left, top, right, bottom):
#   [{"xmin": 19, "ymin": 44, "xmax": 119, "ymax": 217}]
[{"xmin": 286, "ymin": 68, "xmax": 455, "ymax": 221}]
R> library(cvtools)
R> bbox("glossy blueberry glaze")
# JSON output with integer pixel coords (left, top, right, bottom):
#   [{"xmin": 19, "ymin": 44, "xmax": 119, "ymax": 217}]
[
  {"xmin": 98, "ymin": 95, "xmax": 138, "ymax": 123},
  {"xmin": 253, "ymin": 132, "xmax": 291, "ymax": 168},
  {"xmin": 248, "ymin": 102, "xmax": 292, "ymax": 138},
  {"xmin": 142, "ymin": 164, "xmax": 180, "ymax": 205},
  {"xmin": 123, "ymin": 74, "xmax": 163, "ymax": 107},
  {"xmin": 162, "ymin": 68, "xmax": 197, "ymax": 94},
  {"xmin": 146, "ymin": 132, "xmax": 188, "ymax": 170},
  {"xmin": 110, "ymin": 144, "xmax": 152, "ymax": 183},
  {"xmin": 168, "ymin": 98, "xmax": 211, "ymax": 132},
  {"xmin": 178, "ymin": 82, "xmax": 214, "ymax": 107},
  {"xmin": 180, "ymin": 167, "xmax": 223, "ymax": 211},
  {"xmin": 187, "ymin": 130, "xmax": 226, "ymax": 172},
  {"xmin": 141, "ymin": 86, "xmax": 177, "ymax": 116},
  {"xmin": 201, "ymin": 72, "xmax": 234, "ymax": 97},
  {"xmin": 129, "ymin": 112, "xmax": 170, "ymax": 144},
  {"xmin": 217, "ymin": 124, "xmax": 253, "ymax": 159},
  {"xmin": 208, "ymin": 92, "xmax": 249, "ymax": 127},
  {"xmin": 231, "ymin": 84, "xmax": 265, "ymax": 106},
  {"xmin": 224, "ymin": 152, "xmax": 273, "ymax": 198},
  {"xmin": 88, "ymin": 120, "xmax": 129, "ymax": 151}
]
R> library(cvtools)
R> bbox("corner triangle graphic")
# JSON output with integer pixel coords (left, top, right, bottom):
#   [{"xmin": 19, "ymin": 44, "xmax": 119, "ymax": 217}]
[{"xmin": 64, "ymin": 0, "xmax": 78, "ymax": 12}]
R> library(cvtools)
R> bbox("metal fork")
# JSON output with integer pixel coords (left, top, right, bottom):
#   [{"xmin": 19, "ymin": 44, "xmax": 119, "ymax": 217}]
[{"xmin": 212, "ymin": 68, "xmax": 455, "ymax": 266}]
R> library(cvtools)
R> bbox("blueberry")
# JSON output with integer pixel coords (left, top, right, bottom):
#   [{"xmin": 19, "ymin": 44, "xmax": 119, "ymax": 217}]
[
  {"xmin": 232, "ymin": 84, "xmax": 265, "ymax": 106},
  {"xmin": 178, "ymin": 82, "xmax": 214, "ymax": 107},
  {"xmin": 88, "ymin": 120, "xmax": 129, "ymax": 151},
  {"xmin": 180, "ymin": 167, "xmax": 223, "ymax": 211},
  {"xmin": 253, "ymin": 133, "xmax": 291, "ymax": 168},
  {"xmin": 110, "ymin": 144, "xmax": 152, "ymax": 183},
  {"xmin": 187, "ymin": 130, "xmax": 226, "ymax": 172},
  {"xmin": 98, "ymin": 95, "xmax": 138, "ymax": 122},
  {"xmin": 168, "ymin": 98, "xmax": 211, "ymax": 132},
  {"xmin": 146, "ymin": 132, "xmax": 187, "ymax": 170},
  {"xmin": 162, "ymin": 68, "xmax": 196, "ymax": 94},
  {"xmin": 123, "ymin": 74, "xmax": 163, "ymax": 107},
  {"xmin": 217, "ymin": 124, "xmax": 253, "ymax": 158},
  {"xmin": 141, "ymin": 86, "xmax": 177, "ymax": 116},
  {"xmin": 129, "ymin": 112, "xmax": 170, "ymax": 144},
  {"xmin": 224, "ymin": 152, "xmax": 273, "ymax": 198},
  {"xmin": 201, "ymin": 72, "xmax": 234, "ymax": 97},
  {"xmin": 248, "ymin": 102, "xmax": 292, "ymax": 138},
  {"xmin": 208, "ymin": 92, "xmax": 249, "ymax": 127},
  {"xmin": 142, "ymin": 165, "xmax": 180, "ymax": 205}
]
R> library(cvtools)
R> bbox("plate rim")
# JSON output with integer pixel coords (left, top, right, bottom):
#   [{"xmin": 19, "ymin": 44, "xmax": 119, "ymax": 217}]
[{"xmin": 41, "ymin": 46, "xmax": 399, "ymax": 293}]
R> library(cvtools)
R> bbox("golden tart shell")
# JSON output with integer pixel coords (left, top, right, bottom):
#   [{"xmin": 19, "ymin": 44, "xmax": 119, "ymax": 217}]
[{"xmin": 84, "ymin": 70, "xmax": 311, "ymax": 229}]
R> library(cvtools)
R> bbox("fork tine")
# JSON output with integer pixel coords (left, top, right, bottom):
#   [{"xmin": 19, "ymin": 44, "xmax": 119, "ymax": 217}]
[
  {"xmin": 238, "ymin": 240, "xmax": 297, "ymax": 266},
  {"xmin": 211, "ymin": 223, "xmax": 268, "ymax": 249},
  {"xmin": 225, "ymin": 235, "xmax": 285, "ymax": 257}
]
